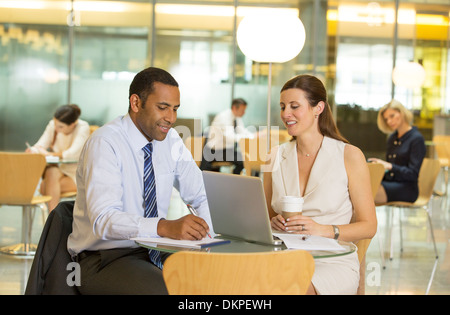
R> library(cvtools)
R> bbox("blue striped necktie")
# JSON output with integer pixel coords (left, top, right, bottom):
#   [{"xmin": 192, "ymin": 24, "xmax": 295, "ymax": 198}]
[{"xmin": 143, "ymin": 143, "xmax": 163, "ymax": 269}]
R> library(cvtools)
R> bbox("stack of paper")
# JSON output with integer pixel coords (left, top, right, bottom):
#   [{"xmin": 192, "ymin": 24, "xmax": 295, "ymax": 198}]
[
  {"xmin": 45, "ymin": 156, "xmax": 60, "ymax": 163},
  {"xmin": 131, "ymin": 237, "xmax": 230, "ymax": 249},
  {"xmin": 272, "ymin": 233, "xmax": 346, "ymax": 251}
]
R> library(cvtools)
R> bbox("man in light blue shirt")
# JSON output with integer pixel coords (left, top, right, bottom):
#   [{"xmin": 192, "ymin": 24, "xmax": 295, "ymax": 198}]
[{"xmin": 68, "ymin": 67, "xmax": 213, "ymax": 294}]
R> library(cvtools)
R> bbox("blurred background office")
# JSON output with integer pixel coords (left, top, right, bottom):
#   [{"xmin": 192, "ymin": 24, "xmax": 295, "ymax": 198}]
[{"xmin": 0, "ymin": 0, "xmax": 449, "ymax": 158}]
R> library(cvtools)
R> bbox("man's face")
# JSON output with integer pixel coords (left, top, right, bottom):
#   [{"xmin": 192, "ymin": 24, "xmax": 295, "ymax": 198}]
[
  {"xmin": 232, "ymin": 104, "xmax": 247, "ymax": 117},
  {"xmin": 130, "ymin": 82, "xmax": 180, "ymax": 142}
]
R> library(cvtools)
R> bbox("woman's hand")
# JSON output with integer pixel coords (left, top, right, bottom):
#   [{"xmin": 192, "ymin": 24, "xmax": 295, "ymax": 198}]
[
  {"xmin": 274, "ymin": 214, "xmax": 334, "ymax": 238},
  {"xmin": 270, "ymin": 214, "xmax": 287, "ymax": 231},
  {"xmin": 367, "ymin": 158, "xmax": 392, "ymax": 171}
]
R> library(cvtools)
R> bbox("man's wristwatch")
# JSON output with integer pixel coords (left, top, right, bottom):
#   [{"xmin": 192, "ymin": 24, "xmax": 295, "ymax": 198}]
[{"xmin": 332, "ymin": 225, "xmax": 340, "ymax": 240}]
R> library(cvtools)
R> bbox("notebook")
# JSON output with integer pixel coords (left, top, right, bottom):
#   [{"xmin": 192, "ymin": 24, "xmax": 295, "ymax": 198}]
[{"xmin": 202, "ymin": 171, "xmax": 282, "ymax": 246}]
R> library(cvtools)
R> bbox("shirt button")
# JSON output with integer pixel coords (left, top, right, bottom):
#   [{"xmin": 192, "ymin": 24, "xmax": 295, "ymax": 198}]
[{"xmin": 390, "ymin": 172, "xmax": 394, "ymax": 177}]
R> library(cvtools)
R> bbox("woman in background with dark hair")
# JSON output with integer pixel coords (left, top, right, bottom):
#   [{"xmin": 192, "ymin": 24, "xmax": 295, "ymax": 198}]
[
  {"xmin": 264, "ymin": 75, "xmax": 377, "ymax": 294},
  {"xmin": 26, "ymin": 104, "xmax": 90, "ymax": 211}
]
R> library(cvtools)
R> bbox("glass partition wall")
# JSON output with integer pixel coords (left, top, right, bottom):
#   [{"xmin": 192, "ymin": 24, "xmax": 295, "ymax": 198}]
[{"xmin": 1, "ymin": 0, "xmax": 449, "ymax": 157}]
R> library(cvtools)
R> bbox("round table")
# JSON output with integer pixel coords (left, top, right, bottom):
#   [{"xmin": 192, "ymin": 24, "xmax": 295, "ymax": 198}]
[{"xmin": 136, "ymin": 237, "xmax": 356, "ymax": 259}]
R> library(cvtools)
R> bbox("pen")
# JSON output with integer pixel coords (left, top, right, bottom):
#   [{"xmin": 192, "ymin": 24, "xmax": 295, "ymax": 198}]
[
  {"xmin": 186, "ymin": 204, "xmax": 212, "ymax": 239},
  {"xmin": 25, "ymin": 142, "xmax": 31, "ymax": 149}
]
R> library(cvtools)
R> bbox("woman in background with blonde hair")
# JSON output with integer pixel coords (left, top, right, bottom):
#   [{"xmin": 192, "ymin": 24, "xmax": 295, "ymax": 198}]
[{"xmin": 368, "ymin": 100, "xmax": 426, "ymax": 204}]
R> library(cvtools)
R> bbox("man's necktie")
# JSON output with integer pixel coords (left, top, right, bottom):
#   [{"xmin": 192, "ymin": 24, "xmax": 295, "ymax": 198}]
[{"xmin": 143, "ymin": 143, "xmax": 163, "ymax": 269}]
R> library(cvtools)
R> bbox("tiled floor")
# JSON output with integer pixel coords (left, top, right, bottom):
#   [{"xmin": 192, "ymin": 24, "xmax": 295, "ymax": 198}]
[{"xmin": 0, "ymin": 177, "xmax": 448, "ymax": 295}]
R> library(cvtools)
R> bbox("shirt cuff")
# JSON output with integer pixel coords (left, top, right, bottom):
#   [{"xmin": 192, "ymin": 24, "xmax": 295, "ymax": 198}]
[{"xmin": 138, "ymin": 217, "xmax": 161, "ymax": 238}]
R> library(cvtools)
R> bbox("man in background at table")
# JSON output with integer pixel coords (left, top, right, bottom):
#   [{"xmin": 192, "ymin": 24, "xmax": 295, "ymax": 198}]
[
  {"xmin": 200, "ymin": 98, "xmax": 254, "ymax": 174},
  {"xmin": 67, "ymin": 67, "xmax": 213, "ymax": 294}
]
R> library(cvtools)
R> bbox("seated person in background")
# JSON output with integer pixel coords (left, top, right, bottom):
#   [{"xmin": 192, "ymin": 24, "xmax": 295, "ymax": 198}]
[
  {"xmin": 264, "ymin": 74, "xmax": 377, "ymax": 295},
  {"xmin": 368, "ymin": 100, "xmax": 426, "ymax": 204},
  {"xmin": 68, "ymin": 67, "xmax": 213, "ymax": 295},
  {"xmin": 200, "ymin": 98, "xmax": 254, "ymax": 174},
  {"xmin": 26, "ymin": 104, "xmax": 90, "ymax": 211}
]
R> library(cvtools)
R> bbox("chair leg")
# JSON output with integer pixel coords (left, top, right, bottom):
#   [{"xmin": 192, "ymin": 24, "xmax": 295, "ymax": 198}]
[
  {"xmin": 39, "ymin": 203, "xmax": 49, "ymax": 225},
  {"xmin": 0, "ymin": 205, "xmax": 37, "ymax": 256},
  {"xmin": 389, "ymin": 207, "xmax": 395, "ymax": 260},
  {"xmin": 377, "ymin": 225, "xmax": 386, "ymax": 269},
  {"xmin": 425, "ymin": 257, "xmax": 439, "ymax": 295},
  {"xmin": 443, "ymin": 166, "xmax": 448, "ymax": 197},
  {"xmin": 399, "ymin": 208, "xmax": 404, "ymax": 254},
  {"xmin": 425, "ymin": 208, "xmax": 439, "ymax": 259}
]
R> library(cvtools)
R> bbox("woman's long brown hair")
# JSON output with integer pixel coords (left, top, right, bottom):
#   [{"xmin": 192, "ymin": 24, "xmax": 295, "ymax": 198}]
[{"xmin": 281, "ymin": 74, "xmax": 348, "ymax": 144}]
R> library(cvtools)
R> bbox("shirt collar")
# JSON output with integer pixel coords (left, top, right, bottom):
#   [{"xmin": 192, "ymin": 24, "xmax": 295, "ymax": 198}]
[{"xmin": 122, "ymin": 113, "xmax": 152, "ymax": 153}]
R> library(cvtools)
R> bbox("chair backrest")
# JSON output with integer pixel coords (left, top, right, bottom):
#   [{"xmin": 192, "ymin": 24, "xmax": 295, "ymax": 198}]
[
  {"xmin": 184, "ymin": 136, "xmax": 205, "ymax": 167},
  {"xmin": 239, "ymin": 137, "xmax": 266, "ymax": 175},
  {"xmin": 163, "ymin": 250, "xmax": 315, "ymax": 295},
  {"xmin": 274, "ymin": 129, "xmax": 292, "ymax": 144},
  {"xmin": 417, "ymin": 158, "xmax": 441, "ymax": 201},
  {"xmin": 353, "ymin": 163, "xmax": 384, "ymax": 266},
  {"xmin": 0, "ymin": 152, "xmax": 47, "ymax": 205},
  {"xmin": 239, "ymin": 132, "xmax": 292, "ymax": 176},
  {"xmin": 432, "ymin": 135, "xmax": 450, "ymax": 167},
  {"xmin": 89, "ymin": 125, "xmax": 99, "ymax": 135},
  {"xmin": 367, "ymin": 162, "xmax": 385, "ymax": 199}
]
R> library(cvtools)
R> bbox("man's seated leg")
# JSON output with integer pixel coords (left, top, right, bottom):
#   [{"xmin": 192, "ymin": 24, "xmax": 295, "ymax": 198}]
[{"xmin": 78, "ymin": 247, "xmax": 169, "ymax": 295}]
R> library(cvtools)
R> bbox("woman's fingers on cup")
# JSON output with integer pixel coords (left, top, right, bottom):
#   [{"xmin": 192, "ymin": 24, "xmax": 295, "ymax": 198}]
[
  {"xmin": 284, "ymin": 215, "xmax": 307, "ymax": 232},
  {"xmin": 271, "ymin": 215, "xmax": 286, "ymax": 231}
]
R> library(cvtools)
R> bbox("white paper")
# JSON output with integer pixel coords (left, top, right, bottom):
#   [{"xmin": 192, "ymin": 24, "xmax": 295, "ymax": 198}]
[
  {"xmin": 45, "ymin": 156, "xmax": 59, "ymax": 163},
  {"xmin": 131, "ymin": 237, "xmax": 229, "ymax": 249},
  {"xmin": 272, "ymin": 233, "xmax": 346, "ymax": 251}
]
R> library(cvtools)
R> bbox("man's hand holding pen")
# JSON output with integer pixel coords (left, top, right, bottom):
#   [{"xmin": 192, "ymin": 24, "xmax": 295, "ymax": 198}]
[{"xmin": 156, "ymin": 205, "xmax": 211, "ymax": 241}]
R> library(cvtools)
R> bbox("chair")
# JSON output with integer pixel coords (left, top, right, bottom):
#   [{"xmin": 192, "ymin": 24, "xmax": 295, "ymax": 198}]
[
  {"xmin": 184, "ymin": 136, "xmax": 233, "ymax": 170},
  {"xmin": 239, "ymin": 137, "xmax": 265, "ymax": 176},
  {"xmin": 37, "ymin": 190, "xmax": 77, "ymax": 225},
  {"xmin": 25, "ymin": 200, "xmax": 80, "ymax": 295},
  {"xmin": 432, "ymin": 135, "xmax": 450, "ymax": 197},
  {"xmin": 274, "ymin": 129, "xmax": 292, "ymax": 144},
  {"xmin": 239, "ymin": 130, "xmax": 292, "ymax": 177},
  {"xmin": 383, "ymin": 158, "xmax": 441, "ymax": 260},
  {"xmin": 0, "ymin": 152, "xmax": 52, "ymax": 256},
  {"xmin": 355, "ymin": 163, "xmax": 385, "ymax": 262},
  {"xmin": 163, "ymin": 250, "xmax": 315, "ymax": 295},
  {"xmin": 89, "ymin": 125, "xmax": 99, "ymax": 135},
  {"xmin": 353, "ymin": 162, "xmax": 385, "ymax": 294}
]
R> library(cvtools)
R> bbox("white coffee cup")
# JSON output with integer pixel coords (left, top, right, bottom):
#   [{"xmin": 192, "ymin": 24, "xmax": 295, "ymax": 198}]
[{"xmin": 281, "ymin": 196, "xmax": 304, "ymax": 219}]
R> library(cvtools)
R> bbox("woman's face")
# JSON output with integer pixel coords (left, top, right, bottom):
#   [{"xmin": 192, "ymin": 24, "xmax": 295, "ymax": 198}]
[
  {"xmin": 382, "ymin": 108, "xmax": 404, "ymax": 131},
  {"xmin": 280, "ymin": 88, "xmax": 316, "ymax": 137},
  {"xmin": 53, "ymin": 118, "xmax": 76, "ymax": 135}
]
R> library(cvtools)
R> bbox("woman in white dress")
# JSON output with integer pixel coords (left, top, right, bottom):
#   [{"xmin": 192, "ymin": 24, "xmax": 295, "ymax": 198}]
[
  {"xmin": 26, "ymin": 104, "xmax": 90, "ymax": 211},
  {"xmin": 263, "ymin": 75, "xmax": 377, "ymax": 295}
]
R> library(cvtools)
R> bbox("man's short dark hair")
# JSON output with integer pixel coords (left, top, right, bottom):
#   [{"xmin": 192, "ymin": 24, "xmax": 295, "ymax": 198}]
[
  {"xmin": 128, "ymin": 67, "xmax": 179, "ymax": 109},
  {"xmin": 231, "ymin": 98, "xmax": 247, "ymax": 108}
]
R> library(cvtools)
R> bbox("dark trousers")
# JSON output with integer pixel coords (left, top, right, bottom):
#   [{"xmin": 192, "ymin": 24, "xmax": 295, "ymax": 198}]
[
  {"xmin": 77, "ymin": 247, "xmax": 170, "ymax": 295},
  {"xmin": 200, "ymin": 147, "xmax": 244, "ymax": 175}
]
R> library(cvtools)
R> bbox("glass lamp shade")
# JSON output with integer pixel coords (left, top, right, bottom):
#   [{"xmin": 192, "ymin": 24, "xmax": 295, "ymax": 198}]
[
  {"xmin": 392, "ymin": 62, "xmax": 426, "ymax": 89},
  {"xmin": 237, "ymin": 12, "xmax": 306, "ymax": 63}
]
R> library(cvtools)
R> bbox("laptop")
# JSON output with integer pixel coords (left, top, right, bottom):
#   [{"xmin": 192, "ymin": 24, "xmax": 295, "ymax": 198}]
[{"xmin": 202, "ymin": 171, "xmax": 283, "ymax": 246}]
